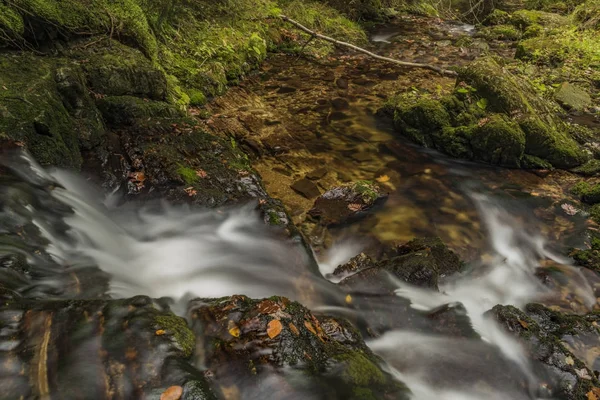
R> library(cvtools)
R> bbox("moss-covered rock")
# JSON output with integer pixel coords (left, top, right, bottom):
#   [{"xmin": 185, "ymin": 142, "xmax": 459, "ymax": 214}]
[
  {"xmin": 385, "ymin": 56, "xmax": 589, "ymax": 169},
  {"xmin": 97, "ymin": 95, "xmax": 181, "ymax": 126},
  {"xmin": 571, "ymin": 181, "xmax": 600, "ymax": 204},
  {"xmin": 511, "ymin": 9, "xmax": 569, "ymax": 28},
  {"xmin": 471, "ymin": 114, "xmax": 526, "ymax": 167},
  {"xmin": 573, "ymin": 0, "xmax": 600, "ymax": 29},
  {"xmin": 191, "ymin": 295, "xmax": 409, "ymax": 399},
  {"xmin": 0, "ymin": 53, "xmax": 102, "ymax": 168},
  {"xmin": 491, "ymin": 304, "xmax": 600, "ymax": 400},
  {"xmin": 554, "ymin": 82, "xmax": 593, "ymax": 111},
  {"xmin": 74, "ymin": 40, "xmax": 167, "ymax": 100}
]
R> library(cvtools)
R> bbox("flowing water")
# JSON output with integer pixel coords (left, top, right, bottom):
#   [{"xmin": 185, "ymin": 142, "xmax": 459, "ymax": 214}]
[{"xmin": 1, "ymin": 16, "xmax": 600, "ymax": 400}]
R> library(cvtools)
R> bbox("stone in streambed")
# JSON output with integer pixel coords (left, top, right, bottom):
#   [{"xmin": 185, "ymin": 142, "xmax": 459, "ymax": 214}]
[
  {"xmin": 308, "ymin": 181, "xmax": 387, "ymax": 226},
  {"xmin": 291, "ymin": 178, "xmax": 321, "ymax": 199},
  {"xmin": 554, "ymin": 82, "xmax": 592, "ymax": 112},
  {"xmin": 306, "ymin": 167, "xmax": 328, "ymax": 180},
  {"xmin": 190, "ymin": 295, "xmax": 409, "ymax": 400}
]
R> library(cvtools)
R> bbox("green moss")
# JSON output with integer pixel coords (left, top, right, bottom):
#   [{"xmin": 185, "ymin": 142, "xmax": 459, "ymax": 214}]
[
  {"xmin": 335, "ymin": 351, "xmax": 386, "ymax": 387},
  {"xmin": 520, "ymin": 116, "xmax": 587, "ymax": 168},
  {"xmin": 188, "ymin": 89, "xmax": 207, "ymax": 107},
  {"xmin": 0, "ymin": 54, "xmax": 84, "ymax": 168},
  {"xmin": 96, "ymin": 95, "xmax": 181, "ymax": 126},
  {"xmin": 154, "ymin": 314, "xmax": 195, "ymax": 358},
  {"xmin": 572, "ymin": 159, "xmax": 600, "ymax": 176},
  {"xmin": 572, "ymin": 0, "xmax": 600, "ymax": 29},
  {"xmin": 471, "ymin": 114, "xmax": 526, "ymax": 167},
  {"xmin": 511, "ymin": 10, "xmax": 568, "ymax": 29},
  {"xmin": 515, "ymin": 29, "xmax": 600, "ymax": 67},
  {"xmin": 393, "ymin": 96, "xmax": 451, "ymax": 145},
  {"xmin": 352, "ymin": 180, "xmax": 381, "ymax": 204},
  {"xmin": 590, "ymin": 204, "xmax": 600, "ymax": 224},
  {"xmin": 483, "ymin": 9, "xmax": 511, "ymax": 25},
  {"xmin": 7, "ymin": 0, "xmax": 157, "ymax": 58},
  {"xmin": 177, "ymin": 166, "xmax": 199, "ymax": 185},
  {"xmin": 571, "ymin": 181, "xmax": 600, "ymax": 204},
  {"xmin": 479, "ymin": 24, "xmax": 522, "ymax": 41},
  {"xmin": 0, "ymin": 3, "xmax": 24, "ymax": 40}
]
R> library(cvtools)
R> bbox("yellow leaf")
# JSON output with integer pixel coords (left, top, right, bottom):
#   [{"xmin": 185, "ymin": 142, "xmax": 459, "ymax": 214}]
[
  {"xmin": 376, "ymin": 175, "xmax": 390, "ymax": 183},
  {"xmin": 588, "ymin": 390, "xmax": 598, "ymax": 400},
  {"xmin": 228, "ymin": 320, "xmax": 241, "ymax": 338},
  {"xmin": 155, "ymin": 329, "xmax": 166, "ymax": 336},
  {"xmin": 518, "ymin": 319, "xmax": 529, "ymax": 329},
  {"xmin": 161, "ymin": 385, "xmax": 183, "ymax": 400},
  {"xmin": 267, "ymin": 319, "xmax": 283, "ymax": 339},
  {"xmin": 345, "ymin": 294, "xmax": 352, "ymax": 304}
]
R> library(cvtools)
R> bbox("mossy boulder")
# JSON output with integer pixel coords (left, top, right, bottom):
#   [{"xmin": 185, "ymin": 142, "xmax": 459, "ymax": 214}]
[
  {"xmin": 0, "ymin": 53, "xmax": 106, "ymax": 168},
  {"xmin": 191, "ymin": 295, "xmax": 408, "ymax": 399},
  {"xmin": 97, "ymin": 96, "xmax": 181, "ymax": 126},
  {"xmin": 471, "ymin": 114, "xmax": 526, "ymax": 167},
  {"xmin": 73, "ymin": 40, "xmax": 168, "ymax": 101},
  {"xmin": 571, "ymin": 181, "xmax": 600, "ymax": 204},
  {"xmin": 511, "ymin": 9, "xmax": 569, "ymax": 28},
  {"xmin": 385, "ymin": 57, "xmax": 589, "ymax": 169},
  {"xmin": 573, "ymin": 0, "xmax": 600, "ymax": 29}
]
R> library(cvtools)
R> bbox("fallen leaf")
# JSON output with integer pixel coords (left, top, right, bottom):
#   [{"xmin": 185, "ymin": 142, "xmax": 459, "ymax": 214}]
[
  {"xmin": 576, "ymin": 368, "xmax": 593, "ymax": 380},
  {"xmin": 184, "ymin": 186, "xmax": 197, "ymax": 197},
  {"xmin": 566, "ymin": 356, "xmax": 575, "ymax": 366},
  {"xmin": 376, "ymin": 174, "xmax": 390, "ymax": 183},
  {"xmin": 155, "ymin": 329, "xmax": 166, "ymax": 336},
  {"xmin": 2, "ymin": 85, "xmax": 7, "ymax": 90},
  {"xmin": 518, "ymin": 319, "xmax": 529, "ymax": 329},
  {"xmin": 304, "ymin": 321, "xmax": 317, "ymax": 335},
  {"xmin": 196, "ymin": 169, "xmax": 208, "ymax": 178},
  {"xmin": 228, "ymin": 320, "xmax": 241, "ymax": 338},
  {"xmin": 160, "ymin": 385, "xmax": 183, "ymax": 400},
  {"xmin": 347, "ymin": 203, "xmax": 362, "ymax": 212},
  {"xmin": 345, "ymin": 294, "xmax": 352, "ymax": 304},
  {"xmin": 587, "ymin": 391, "xmax": 597, "ymax": 400},
  {"xmin": 257, "ymin": 299, "xmax": 281, "ymax": 315},
  {"xmin": 267, "ymin": 319, "xmax": 282, "ymax": 339},
  {"xmin": 477, "ymin": 117, "xmax": 490, "ymax": 127},
  {"xmin": 289, "ymin": 323, "xmax": 300, "ymax": 336}
]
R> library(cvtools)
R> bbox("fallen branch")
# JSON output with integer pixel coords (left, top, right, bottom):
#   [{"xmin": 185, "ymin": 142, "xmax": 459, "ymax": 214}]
[{"xmin": 279, "ymin": 14, "xmax": 458, "ymax": 77}]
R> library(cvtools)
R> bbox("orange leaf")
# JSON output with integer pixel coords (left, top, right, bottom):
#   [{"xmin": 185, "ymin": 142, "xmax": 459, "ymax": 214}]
[
  {"xmin": 588, "ymin": 391, "xmax": 598, "ymax": 400},
  {"xmin": 376, "ymin": 175, "xmax": 390, "ymax": 183},
  {"xmin": 155, "ymin": 329, "xmax": 166, "ymax": 336},
  {"xmin": 196, "ymin": 169, "xmax": 208, "ymax": 178},
  {"xmin": 289, "ymin": 323, "xmax": 300, "ymax": 336},
  {"xmin": 160, "ymin": 385, "xmax": 183, "ymax": 400},
  {"xmin": 518, "ymin": 319, "xmax": 529, "ymax": 329},
  {"xmin": 267, "ymin": 319, "xmax": 282, "ymax": 339},
  {"xmin": 304, "ymin": 321, "xmax": 317, "ymax": 335}
]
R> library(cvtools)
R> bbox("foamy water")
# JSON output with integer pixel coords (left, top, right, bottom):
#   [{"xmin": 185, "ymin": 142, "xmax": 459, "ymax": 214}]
[{"xmin": 1, "ymin": 150, "xmax": 595, "ymax": 399}]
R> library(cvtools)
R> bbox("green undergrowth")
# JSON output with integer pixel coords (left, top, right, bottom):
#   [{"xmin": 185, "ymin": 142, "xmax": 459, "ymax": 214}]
[{"xmin": 0, "ymin": 0, "xmax": 369, "ymax": 110}]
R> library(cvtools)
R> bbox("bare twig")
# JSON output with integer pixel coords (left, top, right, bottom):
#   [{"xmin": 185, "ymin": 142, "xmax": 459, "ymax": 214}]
[{"xmin": 279, "ymin": 14, "xmax": 458, "ymax": 77}]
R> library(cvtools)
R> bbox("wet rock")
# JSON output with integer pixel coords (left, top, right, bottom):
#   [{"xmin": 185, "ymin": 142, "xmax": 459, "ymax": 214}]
[
  {"xmin": 490, "ymin": 304, "xmax": 600, "ymax": 400},
  {"xmin": 306, "ymin": 167, "xmax": 328, "ymax": 180},
  {"xmin": 331, "ymin": 97, "xmax": 350, "ymax": 110},
  {"xmin": 332, "ymin": 252, "xmax": 374, "ymax": 278},
  {"xmin": 339, "ymin": 237, "xmax": 463, "ymax": 291},
  {"xmin": 190, "ymin": 295, "xmax": 408, "ymax": 400},
  {"xmin": 554, "ymin": 83, "xmax": 593, "ymax": 112},
  {"xmin": 277, "ymin": 86, "xmax": 297, "ymax": 94},
  {"xmin": 0, "ymin": 297, "xmax": 216, "ymax": 399},
  {"xmin": 291, "ymin": 178, "xmax": 321, "ymax": 199},
  {"xmin": 308, "ymin": 181, "xmax": 388, "ymax": 226},
  {"xmin": 336, "ymin": 78, "xmax": 349, "ymax": 89}
]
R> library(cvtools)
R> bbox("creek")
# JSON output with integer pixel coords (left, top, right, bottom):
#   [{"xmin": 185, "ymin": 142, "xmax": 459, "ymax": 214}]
[{"xmin": 1, "ymin": 15, "xmax": 600, "ymax": 400}]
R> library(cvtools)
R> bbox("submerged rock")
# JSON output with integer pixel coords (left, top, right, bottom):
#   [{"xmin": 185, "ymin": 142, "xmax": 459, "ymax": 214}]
[
  {"xmin": 190, "ymin": 295, "xmax": 408, "ymax": 399},
  {"xmin": 308, "ymin": 181, "xmax": 388, "ymax": 226}
]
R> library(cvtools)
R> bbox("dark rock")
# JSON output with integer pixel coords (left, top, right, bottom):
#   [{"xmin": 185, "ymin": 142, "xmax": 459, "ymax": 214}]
[
  {"xmin": 291, "ymin": 178, "xmax": 321, "ymax": 199},
  {"xmin": 308, "ymin": 181, "xmax": 387, "ymax": 226},
  {"xmin": 490, "ymin": 304, "xmax": 600, "ymax": 400},
  {"xmin": 306, "ymin": 167, "xmax": 328, "ymax": 180},
  {"xmin": 331, "ymin": 97, "xmax": 350, "ymax": 110},
  {"xmin": 277, "ymin": 86, "xmax": 297, "ymax": 94},
  {"xmin": 336, "ymin": 78, "xmax": 349, "ymax": 89},
  {"xmin": 339, "ymin": 237, "xmax": 463, "ymax": 291},
  {"xmin": 332, "ymin": 252, "xmax": 374, "ymax": 278},
  {"xmin": 190, "ymin": 295, "xmax": 409, "ymax": 400}
]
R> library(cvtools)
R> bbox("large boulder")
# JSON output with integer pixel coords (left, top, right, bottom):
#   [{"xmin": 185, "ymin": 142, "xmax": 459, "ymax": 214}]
[
  {"xmin": 387, "ymin": 57, "xmax": 589, "ymax": 169},
  {"xmin": 190, "ymin": 295, "xmax": 409, "ymax": 399}
]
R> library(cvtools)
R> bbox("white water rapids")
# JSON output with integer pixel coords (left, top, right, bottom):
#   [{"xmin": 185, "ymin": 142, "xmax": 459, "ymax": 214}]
[{"xmin": 2, "ymin": 151, "xmax": 596, "ymax": 399}]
